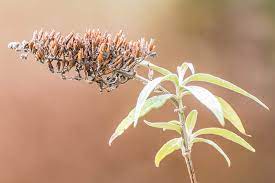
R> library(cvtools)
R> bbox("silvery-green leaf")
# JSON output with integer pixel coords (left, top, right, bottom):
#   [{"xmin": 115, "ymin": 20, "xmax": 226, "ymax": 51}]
[
  {"xmin": 217, "ymin": 96, "xmax": 249, "ymax": 136},
  {"xmin": 193, "ymin": 127, "xmax": 255, "ymax": 152},
  {"xmin": 134, "ymin": 74, "xmax": 178, "ymax": 127},
  {"xmin": 185, "ymin": 110, "xmax": 198, "ymax": 134},
  {"xmin": 170, "ymin": 120, "xmax": 182, "ymax": 125},
  {"xmin": 155, "ymin": 138, "xmax": 182, "ymax": 167},
  {"xmin": 109, "ymin": 94, "xmax": 173, "ymax": 145},
  {"xmin": 140, "ymin": 60, "xmax": 172, "ymax": 76},
  {"xmin": 192, "ymin": 137, "xmax": 231, "ymax": 167},
  {"xmin": 183, "ymin": 73, "xmax": 269, "ymax": 110},
  {"xmin": 184, "ymin": 86, "xmax": 224, "ymax": 125},
  {"xmin": 177, "ymin": 62, "xmax": 195, "ymax": 86},
  {"xmin": 144, "ymin": 120, "xmax": 182, "ymax": 134}
]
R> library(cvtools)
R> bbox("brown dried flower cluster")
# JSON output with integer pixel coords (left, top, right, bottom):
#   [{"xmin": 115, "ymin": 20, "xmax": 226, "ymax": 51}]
[{"xmin": 8, "ymin": 29, "xmax": 156, "ymax": 91}]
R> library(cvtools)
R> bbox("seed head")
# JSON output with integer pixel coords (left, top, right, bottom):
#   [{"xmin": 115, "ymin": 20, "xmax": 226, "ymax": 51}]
[{"xmin": 9, "ymin": 29, "xmax": 156, "ymax": 92}]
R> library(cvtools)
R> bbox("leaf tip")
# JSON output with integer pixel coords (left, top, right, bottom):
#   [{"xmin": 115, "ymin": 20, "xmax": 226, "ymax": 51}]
[
  {"xmin": 264, "ymin": 105, "xmax": 270, "ymax": 111},
  {"xmin": 244, "ymin": 133, "xmax": 252, "ymax": 137},
  {"xmin": 219, "ymin": 117, "xmax": 225, "ymax": 126},
  {"xmin": 109, "ymin": 132, "xmax": 122, "ymax": 146},
  {"xmin": 154, "ymin": 161, "xmax": 160, "ymax": 167},
  {"xmin": 259, "ymin": 102, "xmax": 269, "ymax": 111},
  {"xmin": 228, "ymin": 162, "xmax": 231, "ymax": 167},
  {"xmin": 108, "ymin": 135, "xmax": 115, "ymax": 146}
]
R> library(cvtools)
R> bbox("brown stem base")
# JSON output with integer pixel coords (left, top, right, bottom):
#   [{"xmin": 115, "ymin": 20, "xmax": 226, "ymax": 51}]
[{"xmin": 184, "ymin": 153, "xmax": 198, "ymax": 183}]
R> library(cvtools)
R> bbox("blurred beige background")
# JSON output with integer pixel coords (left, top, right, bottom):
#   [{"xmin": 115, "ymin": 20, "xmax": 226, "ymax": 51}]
[{"xmin": 0, "ymin": 0, "xmax": 274, "ymax": 182}]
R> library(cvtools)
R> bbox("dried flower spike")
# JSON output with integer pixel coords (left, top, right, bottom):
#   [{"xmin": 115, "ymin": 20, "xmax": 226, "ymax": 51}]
[{"xmin": 8, "ymin": 29, "xmax": 156, "ymax": 91}]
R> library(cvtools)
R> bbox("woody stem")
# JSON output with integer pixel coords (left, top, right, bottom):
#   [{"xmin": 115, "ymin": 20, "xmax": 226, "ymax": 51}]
[{"xmin": 176, "ymin": 88, "xmax": 198, "ymax": 183}]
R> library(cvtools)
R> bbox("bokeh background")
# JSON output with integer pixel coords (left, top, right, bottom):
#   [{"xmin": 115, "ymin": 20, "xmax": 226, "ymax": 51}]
[{"xmin": 0, "ymin": 0, "xmax": 274, "ymax": 182}]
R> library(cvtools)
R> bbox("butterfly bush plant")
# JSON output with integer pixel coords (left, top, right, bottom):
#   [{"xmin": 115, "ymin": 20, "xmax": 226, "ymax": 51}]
[
  {"xmin": 108, "ymin": 61, "xmax": 269, "ymax": 183},
  {"xmin": 9, "ymin": 30, "xmax": 268, "ymax": 183}
]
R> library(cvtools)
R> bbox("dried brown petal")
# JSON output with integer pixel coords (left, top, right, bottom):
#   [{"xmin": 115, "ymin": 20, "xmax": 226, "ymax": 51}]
[{"xmin": 9, "ymin": 29, "xmax": 156, "ymax": 91}]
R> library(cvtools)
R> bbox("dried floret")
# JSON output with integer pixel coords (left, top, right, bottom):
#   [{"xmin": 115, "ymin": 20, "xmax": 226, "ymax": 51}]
[{"xmin": 9, "ymin": 29, "xmax": 156, "ymax": 91}]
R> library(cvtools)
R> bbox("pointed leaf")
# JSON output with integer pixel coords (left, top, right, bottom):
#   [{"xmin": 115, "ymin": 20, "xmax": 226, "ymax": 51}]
[
  {"xmin": 155, "ymin": 138, "xmax": 182, "ymax": 167},
  {"xmin": 193, "ymin": 127, "xmax": 255, "ymax": 152},
  {"xmin": 134, "ymin": 74, "xmax": 178, "ymax": 126},
  {"xmin": 109, "ymin": 94, "xmax": 173, "ymax": 145},
  {"xmin": 192, "ymin": 137, "xmax": 231, "ymax": 167},
  {"xmin": 177, "ymin": 62, "xmax": 195, "ymax": 86},
  {"xmin": 140, "ymin": 60, "xmax": 172, "ymax": 76},
  {"xmin": 144, "ymin": 120, "xmax": 182, "ymax": 134},
  {"xmin": 184, "ymin": 86, "xmax": 224, "ymax": 125},
  {"xmin": 182, "ymin": 62, "xmax": 195, "ymax": 75},
  {"xmin": 183, "ymin": 73, "xmax": 269, "ymax": 110},
  {"xmin": 185, "ymin": 110, "xmax": 198, "ymax": 134},
  {"xmin": 170, "ymin": 120, "xmax": 182, "ymax": 125},
  {"xmin": 217, "ymin": 96, "xmax": 249, "ymax": 136}
]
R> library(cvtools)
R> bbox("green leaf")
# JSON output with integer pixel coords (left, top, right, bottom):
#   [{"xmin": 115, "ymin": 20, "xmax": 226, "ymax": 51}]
[
  {"xmin": 134, "ymin": 74, "xmax": 178, "ymax": 127},
  {"xmin": 181, "ymin": 62, "xmax": 195, "ymax": 75},
  {"xmin": 109, "ymin": 94, "xmax": 173, "ymax": 145},
  {"xmin": 184, "ymin": 86, "xmax": 224, "ymax": 126},
  {"xmin": 183, "ymin": 73, "xmax": 269, "ymax": 110},
  {"xmin": 177, "ymin": 62, "xmax": 195, "ymax": 86},
  {"xmin": 185, "ymin": 110, "xmax": 198, "ymax": 134},
  {"xmin": 192, "ymin": 137, "xmax": 231, "ymax": 167},
  {"xmin": 140, "ymin": 60, "xmax": 172, "ymax": 76},
  {"xmin": 193, "ymin": 127, "xmax": 255, "ymax": 152},
  {"xmin": 170, "ymin": 120, "xmax": 182, "ymax": 125},
  {"xmin": 144, "ymin": 120, "xmax": 182, "ymax": 134},
  {"xmin": 217, "ymin": 96, "xmax": 249, "ymax": 136},
  {"xmin": 155, "ymin": 138, "xmax": 182, "ymax": 167}
]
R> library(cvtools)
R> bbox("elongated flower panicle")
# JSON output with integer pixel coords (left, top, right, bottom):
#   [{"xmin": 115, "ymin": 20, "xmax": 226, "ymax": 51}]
[{"xmin": 8, "ymin": 29, "xmax": 156, "ymax": 91}]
